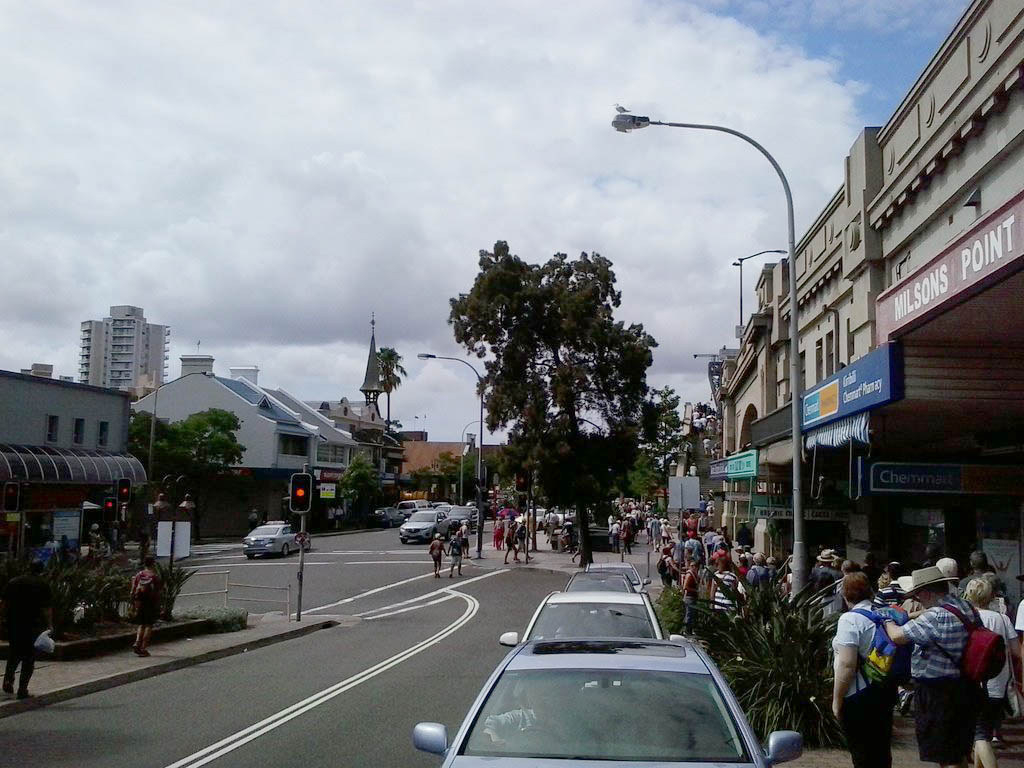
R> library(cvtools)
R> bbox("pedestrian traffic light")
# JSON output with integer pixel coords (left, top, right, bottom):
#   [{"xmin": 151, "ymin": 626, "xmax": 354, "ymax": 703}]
[
  {"xmin": 2, "ymin": 482, "xmax": 19, "ymax": 512},
  {"xmin": 116, "ymin": 477, "xmax": 132, "ymax": 504},
  {"xmin": 103, "ymin": 497, "xmax": 117, "ymax": 514},
  {"xmin": 289, "ymin": 472, "xmax": 313, "ymax": 513}
]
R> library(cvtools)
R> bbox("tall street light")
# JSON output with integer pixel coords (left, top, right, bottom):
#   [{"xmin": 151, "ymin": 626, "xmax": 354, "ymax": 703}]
[
  {"xmin": 612, "ymin": 110, "xmax": 807, "ymax": 592},
  {"xmin": 733, "ymin": 249, "xmax": 786, "ymax": 337},
  {"xmin": 418, "ymin": 353, "xmax": 486, "ymax": 559},
  {"xmin": 458, "ymin": 418, "xmax": 479, "ymax": 506}
]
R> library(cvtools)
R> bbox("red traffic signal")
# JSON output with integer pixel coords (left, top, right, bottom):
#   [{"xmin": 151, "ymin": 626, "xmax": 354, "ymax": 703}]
[
  {"xmin": 2, "ymin": 482, "xmax": 19, "ymax": 512},
  {"xmin": 117, "ymin": 478, "xmax": 132, "ymax": 504},
  {"xmin": 103, "ymin": 497, "xmax": 117, "ymax": 512},
  {"xmin": 289, "ymin": 473, "xmax": 313, "ymax": 513}
]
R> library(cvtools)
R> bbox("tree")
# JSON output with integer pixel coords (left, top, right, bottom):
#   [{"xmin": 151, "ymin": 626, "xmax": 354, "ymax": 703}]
[
  {"xmin": 641, "ymin": 386, "xmax": 684, "ymax": 477},
  {"xmin": 450, "ymin": 241, "xmax": 656, "ymax": 564},
  {"xmin": 627, "ymin": 453, "xmax": 661, "ymax": 500},
  {"xmin": 377, "ymin": 347, "xmax": 407, "ymax": 434},
  {"xmin": 128, "ymin": 409, "xmax": 245, "ymax": 540},
  {"xmin": 338, "ymin": 452, "xmax": 380, "ymax": 517}
]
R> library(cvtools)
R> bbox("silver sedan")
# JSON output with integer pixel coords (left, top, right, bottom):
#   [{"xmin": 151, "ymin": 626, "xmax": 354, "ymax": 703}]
[{"xmin": 242, "ymin": 522, "xmax": 310, "ymax": 559}]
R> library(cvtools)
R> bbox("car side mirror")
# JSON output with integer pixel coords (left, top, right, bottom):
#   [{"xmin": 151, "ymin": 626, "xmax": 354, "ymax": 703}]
[
  {"xmin": 668, "ymin": 634, "xmax": 686, "ymax": 643},
  {"xmin": 765, "ymin": 731, "xmax": 803, "ymax": 764},
  {"xmin": 642, "ymin": 578, "xmax": 652, "ymax": 586},
  {"xmin": 412, "ymin": 722, "xmax": 448, "ymax": 755},
  {"xmin": 499, "ymin": 631, "xmax": 519, "ymax": 647}
]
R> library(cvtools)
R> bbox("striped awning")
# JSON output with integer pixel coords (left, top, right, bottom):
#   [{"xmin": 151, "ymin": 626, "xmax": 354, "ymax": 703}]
[
  {"xmin": 0, "ymin": 444, "xmax": 147, "ymax": 484},
  {"xmin": 804, "ymin": 413, "xmax": 870, "ymax": 450}
]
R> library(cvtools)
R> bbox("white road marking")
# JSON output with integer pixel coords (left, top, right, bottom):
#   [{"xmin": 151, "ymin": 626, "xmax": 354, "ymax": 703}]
[
  {"xmin": 163, "ymin": 584, "xmax": 491, "ymax": 768},
  {"xmin": 352, "ymin": 570, "xmax": 506, "ymax": 617},
  {"xmin": 361, "ymin": 593, "xmax": 458, "ymax": 620},
  {"xmin": 185, "ymin": 562, "xmax": 335, "ymax": 570},
  {"xmin": 301, "ymin": 571, "xmax": 436, "ymax": 614}
]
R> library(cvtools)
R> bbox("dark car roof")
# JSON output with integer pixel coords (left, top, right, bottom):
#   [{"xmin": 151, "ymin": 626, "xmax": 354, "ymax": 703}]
[
  {"xmin": 565, "ymin": 572, "xmax": 635, "ymax": 591},
  {"xmin": 509, "ymin": 639, "xmax": 708, "ymax": 674}
]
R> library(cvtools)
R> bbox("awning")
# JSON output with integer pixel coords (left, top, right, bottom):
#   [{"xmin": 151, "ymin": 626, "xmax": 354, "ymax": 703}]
[
  {"xmin": 0, "ymin": 444, "xmax": 147, "ymax": 484},
  {"xmin": 804, "ymin": 413, "xmax": 869, "ymax": 450}
]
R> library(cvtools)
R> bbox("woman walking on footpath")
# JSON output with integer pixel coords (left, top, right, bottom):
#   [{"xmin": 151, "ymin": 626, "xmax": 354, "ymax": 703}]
[
  {"xmin": 429, "ymin": 534, "xmax": 445, "ymax": 578},
  {"xmin": 831, "ymin": 572, "xmax": 897, "ymax": 768},
  {"xmin": 708, "ymin": 555, "xmax": 738, "ymax": 613},
  {"xmin": 504, "ymin": 520, "xmax": 520, "ymax": 564},
  {"xmin": 131, "ymin": 556, "xmax": 162, "ymax": 656},
  {"xmin": 965, "ymin": 578, "xmax": 1019, "ymax": 768},
  {"xmin": 493, "ymin": 518, "xmax": 504, "ymax": 550}
]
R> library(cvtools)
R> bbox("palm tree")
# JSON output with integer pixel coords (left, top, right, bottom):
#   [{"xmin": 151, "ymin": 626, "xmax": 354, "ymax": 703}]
[{"xmin": 377, "ymin": 347, "xmax": 407, "ymax": 433}]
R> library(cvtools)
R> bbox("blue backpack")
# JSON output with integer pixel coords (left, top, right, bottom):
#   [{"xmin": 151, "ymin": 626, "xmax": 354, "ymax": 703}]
[{"xmin": 851, "ymin": 608, "xmax": 912, "ymax": 686}]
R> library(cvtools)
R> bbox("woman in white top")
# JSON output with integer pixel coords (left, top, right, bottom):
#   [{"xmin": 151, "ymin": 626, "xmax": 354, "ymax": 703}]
[
  {"xmin": 831, "ymin": 572, "xmax": 896, "ymax": 768},
  {"xmin": 965, "ymin": 577, "xmax": 1020, "ymax": 768}
]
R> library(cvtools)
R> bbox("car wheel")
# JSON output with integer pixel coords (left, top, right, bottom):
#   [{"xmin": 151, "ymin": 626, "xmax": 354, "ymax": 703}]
[
  {"xmin": 281, "ymin": 543, "xmax": 290, "ymax": 557},
  {"xmin": 245, "ymin": 554, "xmax": 255, "ymax": 560}
]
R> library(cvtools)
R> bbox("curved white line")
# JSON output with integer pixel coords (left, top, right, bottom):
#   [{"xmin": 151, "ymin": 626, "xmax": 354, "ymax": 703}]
[{"xmin": 164, "ymin": 590, "xmax": 481, "ymax": 768}]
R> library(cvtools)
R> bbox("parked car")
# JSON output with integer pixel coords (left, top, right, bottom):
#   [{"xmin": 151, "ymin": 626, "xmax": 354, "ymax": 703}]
[
  {"xmin": 397, "ymin": 499, "xmax": 431, "ymax": 520},
  {"xmin": 413, "ymin": 639, "xmax": 803, "ymax": 765},
  {"xmin": 399, "ymin": 510, "xmax": 451, "ymax": 543},
  {"xmin": 563, "ymin": 572, "xmax": 635, "ymax": 593},
  {"xmin": 373, "ymin": 507, "xmax": 405, "ymax": 528},
  {"xmin": 498, "ymin": 591, "xmax": 675, "ymax": 646},
  {"xmin": 585, "ymin": 562, "xmax": 651, "ymax": 593},
  {"xmin": 242, "ymin": 521, "xmax": 310, "ymax": 559}
]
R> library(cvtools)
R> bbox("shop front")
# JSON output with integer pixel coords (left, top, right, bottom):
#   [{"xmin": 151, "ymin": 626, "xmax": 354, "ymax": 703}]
[{"xmin": 709, "ymin": 449, "xmax": 758, "ymax": 540}]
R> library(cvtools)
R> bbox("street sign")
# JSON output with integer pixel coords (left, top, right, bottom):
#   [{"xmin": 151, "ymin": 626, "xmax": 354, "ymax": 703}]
[
  {"xmin": 295, "ymin": 531, "xmax": 310, "ymax": 548},
  {"xmin": 317, "ymin": 482, "xmax": 336, "ymax": 499}
]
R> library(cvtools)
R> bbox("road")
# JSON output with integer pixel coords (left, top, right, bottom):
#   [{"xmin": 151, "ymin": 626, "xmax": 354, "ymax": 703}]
[{"xmin": 1, "ymin": 529, "xmax": 567, "ymax": 768}]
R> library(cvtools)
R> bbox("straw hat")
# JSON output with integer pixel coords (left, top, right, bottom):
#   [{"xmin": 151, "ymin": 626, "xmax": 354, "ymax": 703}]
[
  {"xmin": 902, "ymin": 565, "xmax": 959, "ymax": 594},
  {"xmin": 816, "ymin": 549, "xmax": 839, "ymax": 564}
]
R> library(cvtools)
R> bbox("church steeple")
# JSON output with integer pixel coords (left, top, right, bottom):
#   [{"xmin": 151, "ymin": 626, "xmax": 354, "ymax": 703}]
[{"xmin": 360, "ymin": 314, "xmax": 383, "ymax": 408}]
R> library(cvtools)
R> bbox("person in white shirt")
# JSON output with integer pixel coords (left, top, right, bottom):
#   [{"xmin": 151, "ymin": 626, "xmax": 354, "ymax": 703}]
[
  {"xmin": 831, "ymin": 572, "xmax": 896, "ymax": 768},
  {"xmin": 967, "ymin": 578, "xmax": 1019, "ymax": 764}
]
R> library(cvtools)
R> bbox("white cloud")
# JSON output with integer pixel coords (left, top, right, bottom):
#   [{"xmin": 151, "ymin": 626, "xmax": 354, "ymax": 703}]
[{"xmin": 0, "ymin": 0, "xmax": 876, "ymax": 441}]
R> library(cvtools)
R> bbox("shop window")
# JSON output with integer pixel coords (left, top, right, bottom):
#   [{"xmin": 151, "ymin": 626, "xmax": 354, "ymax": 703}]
[
  {"xmin": 279, "ymin": 435, "xmax": 309, "ymax": 457},
  {"xmin": 73, "ymin": 418, "xmax": 85, "ymax": 444},
  {"xmin": 46, "ymin": 414, "xmax": 59, "ymax": 443},
  {"xmin": 98, "ymin": 420, "xmax": 109, "ymax": 447}
]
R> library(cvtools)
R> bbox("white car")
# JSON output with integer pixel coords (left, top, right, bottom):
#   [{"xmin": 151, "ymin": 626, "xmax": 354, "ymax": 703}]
[
  {"xmin": 586, "ymin": 562, "xmax": 651, "ymax": 593},
  {"xmin": 499, "ymin": 591, "xmax": 682, "ymax": 646},
  {"xmin": 242, "ymin": 521, "xmax": 311, "ymax": 559}
]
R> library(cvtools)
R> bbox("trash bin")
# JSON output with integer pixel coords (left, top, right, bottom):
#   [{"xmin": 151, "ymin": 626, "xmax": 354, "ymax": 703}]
[{"xmin": 552, "ymin": 528, "xmax": 562, "ymax": 551}]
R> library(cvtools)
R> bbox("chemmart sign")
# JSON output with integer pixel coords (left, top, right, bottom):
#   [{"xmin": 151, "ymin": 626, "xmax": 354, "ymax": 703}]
[
  {"xmin": 709, "ymin": 449, "xmax": 758, "ymax": 480},
  {"xmin": 801, "ymin": 343, "xmax": 902, "ymax": 429}
]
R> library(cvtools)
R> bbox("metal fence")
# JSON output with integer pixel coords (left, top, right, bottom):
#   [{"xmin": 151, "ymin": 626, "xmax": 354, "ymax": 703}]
[{"xmin": 178, "ymin": 570, "xmax": 292, "ymax": 620}]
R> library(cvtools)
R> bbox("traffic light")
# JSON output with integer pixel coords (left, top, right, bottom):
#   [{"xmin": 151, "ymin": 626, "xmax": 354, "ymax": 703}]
[
  {"xmin": 515, "ymin": 473, "xmax": 527, "ymax": 492},
  {"xmin": 289, "ymin": 472, "xmax": 313, "ymax": 513},
  {"xmin": 2, "ymin": 482, "xmax": 19, "ymax": 512},
  {"xmin": 103, "ymin": 497, "xmax": 117, "ymax": 515},
  {"xmin": 116, "ymin": 477, "xmax": 132, "ymax": 504}
]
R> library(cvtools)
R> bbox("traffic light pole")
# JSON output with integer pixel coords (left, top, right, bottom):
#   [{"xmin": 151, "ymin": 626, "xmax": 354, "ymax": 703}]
[{"xmin": 295, "ymin": 466, "xmax": 310, "ymax": 622}]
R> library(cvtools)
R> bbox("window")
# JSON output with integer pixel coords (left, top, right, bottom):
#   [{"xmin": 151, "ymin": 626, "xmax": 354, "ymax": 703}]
[
  {"xmin": 279, "ymin": 435, "xmax": 309, "ymax": 457},
  {"xmin": 46, "ymin": 415, "xmax": 59, "ymax": 443},
  {"xmin": 825, "ymin": 331, "xmax": 835, "ymax": 377},
  {"xmin": 799, "ymin": 351, "xmax": 806, "ymax": 391},
  {"xmin": 846, "ymin": 319, "xmax": 856, "ymax": 363},
  {"xmin": 98, "ymin": 420, "xmax": 109, "ymax": 447},
  {"xmin": 73, "ymin": 418, "xmax": 85, "ymax": 444},
  {"xmin": 814, "ymin": 339, "xmax": 823, "ymax": 383}
]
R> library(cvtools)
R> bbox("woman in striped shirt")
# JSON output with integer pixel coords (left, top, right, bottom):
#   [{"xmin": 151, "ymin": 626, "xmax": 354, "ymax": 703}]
[{"xmin": 709, "ymin": 554, "xmax": 739, "ymax": 613}]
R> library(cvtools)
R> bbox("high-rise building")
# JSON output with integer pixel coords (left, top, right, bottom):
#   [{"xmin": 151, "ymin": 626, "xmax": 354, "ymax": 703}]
[{"xmin": 79, "ymin": 305, "xmax": 170, "ymax": 394}]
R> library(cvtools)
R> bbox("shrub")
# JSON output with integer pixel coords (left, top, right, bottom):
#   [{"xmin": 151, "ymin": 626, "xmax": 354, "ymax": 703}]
[
  {"xmin": 692, "ymin": 581, "xmax": 843, "ymax": 748},
  {"xmin": 173, "ymin": 606, "xmax": 249, "ymax": 633},
  {"xmin": 155, "ymin": 561, "xmax": 196, "ymax": 621},
  {"xmin": 44, "ymin": 560, "xmax": 93, "ymax": 640},
  {"xmin": 655, "ymin": 584, "xmax": 684, "ymax": 634}
]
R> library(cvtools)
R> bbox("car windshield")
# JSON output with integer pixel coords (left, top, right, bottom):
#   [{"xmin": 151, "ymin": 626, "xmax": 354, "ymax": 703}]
[
  {"xmin": 408, "ymin": 512, "xmax": 435, "ymax": 522},
  {"xmin": 462, "ymin": 668, "xmax": 748, "ymax": 762},
  {"xmin": 527, "ymin": 603, "xmax": 654, "ymax": 640},
  {"xmin": 566, "ymin": 575, "xmax": 632, "ymax": 592},
  {"xmin": 249, "ymin": 526, "xmax": 281, "ymax": 536},
  {"xmin": 595, "ymin": 566, "xmax": 640, "ymax": 585}
]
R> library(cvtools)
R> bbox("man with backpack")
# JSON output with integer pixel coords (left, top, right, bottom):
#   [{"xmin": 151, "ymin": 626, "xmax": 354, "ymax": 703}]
[{"xmin": 884, "ymin": 566, "xmax": 996, "ymax": 768}]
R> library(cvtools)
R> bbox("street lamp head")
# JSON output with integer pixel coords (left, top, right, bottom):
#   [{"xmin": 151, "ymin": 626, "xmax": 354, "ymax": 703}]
[
  {"xmin": 611, "ymin": 113, "xmax": 650, "ymax": 132},
  {"xmin": 417, "ymin": 353, "xmax": 436, "ymax": 360},
  {"xmin": 732, "ymin": 261, "xmax": 742, "ymax": 266}
]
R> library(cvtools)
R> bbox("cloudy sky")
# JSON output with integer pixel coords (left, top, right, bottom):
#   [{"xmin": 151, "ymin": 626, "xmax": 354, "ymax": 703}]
[{"xmin": 1, "ymin": 0, "xmax": 968, "ymax": 442}]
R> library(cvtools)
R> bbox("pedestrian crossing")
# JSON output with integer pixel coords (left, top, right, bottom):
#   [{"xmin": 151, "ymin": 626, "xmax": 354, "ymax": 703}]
[{"xmin": 190, "ymin": 542, "xmax": 241, "ymax": 555}]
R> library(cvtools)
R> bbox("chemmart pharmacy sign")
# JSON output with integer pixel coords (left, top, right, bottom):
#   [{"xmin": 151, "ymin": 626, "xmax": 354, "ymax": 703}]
[
  {"xmin": 709, "ymin": 449, "xmax": 758, "ymax": 480},
  {"xmin": 802, "ymin": 343, "xmax": 902, "ymax": 429}
]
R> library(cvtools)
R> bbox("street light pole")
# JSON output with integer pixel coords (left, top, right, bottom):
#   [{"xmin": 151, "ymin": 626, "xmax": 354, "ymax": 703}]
[
  {"xmin": 732, "ymin": 249, "xmax": 785, "ymax": 334},
  {"xmin": 457, "ymin": 419, "xmax": 478, "ymax": 506},
  {"xmin": 418, "ymin": 354, "xmax": 487, "ymax": 559},
  {"xmin": 612, "ymin": 111, "xmax": 807, "ymax": 592}
]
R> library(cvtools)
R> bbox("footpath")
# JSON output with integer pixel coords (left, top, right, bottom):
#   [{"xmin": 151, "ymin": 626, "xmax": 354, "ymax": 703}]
[{"xmin": 0, "ymin": 612, "xmax": 352, "ymax": 719}]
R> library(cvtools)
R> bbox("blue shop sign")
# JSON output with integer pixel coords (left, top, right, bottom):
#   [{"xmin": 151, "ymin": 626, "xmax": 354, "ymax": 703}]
[{"xmin": 802, "ymin": 343, "xmax": 902, "ymax": 430}]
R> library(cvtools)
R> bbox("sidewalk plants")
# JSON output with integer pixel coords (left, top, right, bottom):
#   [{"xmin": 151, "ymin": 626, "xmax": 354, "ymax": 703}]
[
  {"xmin": 155, "ymin": 561, "xmax": 196, "ymax": 621},
  {"xmin": 657, "ymin": 580, "xmax": 843, "ymax": 748}
]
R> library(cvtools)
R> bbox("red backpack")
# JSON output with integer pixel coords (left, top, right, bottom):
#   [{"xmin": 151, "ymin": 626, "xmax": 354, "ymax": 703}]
[{"xmin": 942, "ymin": 604, "xmax": 1006, "ymax": 682}]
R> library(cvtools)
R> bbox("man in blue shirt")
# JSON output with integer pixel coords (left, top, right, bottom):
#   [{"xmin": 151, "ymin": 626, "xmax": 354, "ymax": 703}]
[{"xmin": 884, "ymin": 566, "xmax": 980, "ymax": 768}]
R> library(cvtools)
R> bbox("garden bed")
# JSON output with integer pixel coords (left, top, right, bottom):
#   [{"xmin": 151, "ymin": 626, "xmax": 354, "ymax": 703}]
[{"xmin": 0, "ymin": 618, "xmax": 215, "ymax": 661}]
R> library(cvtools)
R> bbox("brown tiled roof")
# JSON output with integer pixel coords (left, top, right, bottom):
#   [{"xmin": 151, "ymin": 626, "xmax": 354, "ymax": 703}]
[{"xmin": 401, "ymin": 441, "xmax": 501, "ymax": 474}]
